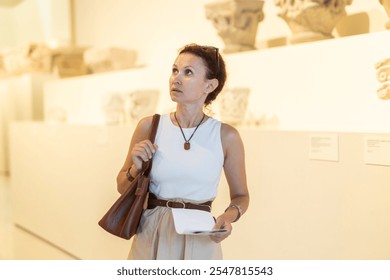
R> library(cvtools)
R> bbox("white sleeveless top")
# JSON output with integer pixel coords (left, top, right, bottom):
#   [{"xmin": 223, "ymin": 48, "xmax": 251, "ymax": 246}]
[{"xmin": 149, "ymin": 114, "xmax": 224, "ymax": 202}]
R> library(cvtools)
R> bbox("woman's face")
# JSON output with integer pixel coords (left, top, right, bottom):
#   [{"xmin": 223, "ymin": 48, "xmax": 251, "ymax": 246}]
[{"xmin": 169, "ymin": 53, "xmax": 211, "ymax": 105}]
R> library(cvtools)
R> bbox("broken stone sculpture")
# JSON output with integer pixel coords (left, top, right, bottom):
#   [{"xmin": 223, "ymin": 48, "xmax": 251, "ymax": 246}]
[
  {"xmin": 205, "ymin": 0, "xmax": 265, "ymax": 53},
  {"xmin": 379, "ymin": 0, "xmax": 390, "ymax": 29},
  {"xmin": 83, "ymin": 47, "xmax": 137, "ymax": 74},
  {"xmin": 1, "ymin": 45, "xmax": 35, "ymax": 75},
  {"xmin": 0, "ymin": 44, "xmax": 88, "ymax": 78},
  {"xmin": 51, "ymin": 47, "xmax": 89, "ymax": 78},
  {"xmin": 274, "ymin": 0, "xmax": 353, "ymax": 44},
  {"xmin": 101, "ymin": 92, "xmax": 125, "ymax": 125},
  {"xmin": 124, "ymin": 89, "xmax": 160, "ymax": 125},
  {"xmin": 218, "ymin": 87, "xmax": 250, "ymax": 126},
  {"xmin": 375, "ymin": 58, "xmax": 390, "ymax": 100}
]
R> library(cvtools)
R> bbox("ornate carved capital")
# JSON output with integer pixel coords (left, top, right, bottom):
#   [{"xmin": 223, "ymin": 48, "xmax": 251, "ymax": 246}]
[
  {"xmin": 375, "ymin": 59, "xmax": 390, "ymax": 100},
  {"xmin": 274, "ymin": 0, "xmax": 353, "ymax": 44},
  {"xmin": 205, "ymin": 0, "xmax": 265, "ymax": 53},
  {"xmin": 379, "ymin": 0, "xmax": 390, "ymax": 29},
  {"xmin": 83, "ymin": 47, "xmax": 137, "ymax": 74},
  {"xmin": 218, "ymin": 87, "xmax": 250, "ymax": 126}
]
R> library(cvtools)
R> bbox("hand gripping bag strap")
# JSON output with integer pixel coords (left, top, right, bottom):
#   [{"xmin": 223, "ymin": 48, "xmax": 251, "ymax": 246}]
[
  {"xmin": 139, "ymin": 113, "xmax": 160, "ymax": 178},
  {"xmin": 98, "ymin": 114, "xmax": 160, "ymax": 239}
]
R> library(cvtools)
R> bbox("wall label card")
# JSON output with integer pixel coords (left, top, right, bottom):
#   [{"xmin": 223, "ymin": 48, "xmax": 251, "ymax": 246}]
[
  {"xmin": 364, "ymin": 136, "xmax": 390, "ymax": 166},
  {"xmin": 309, "ymin": 134, "xmax": 339, "ymax": 162}
]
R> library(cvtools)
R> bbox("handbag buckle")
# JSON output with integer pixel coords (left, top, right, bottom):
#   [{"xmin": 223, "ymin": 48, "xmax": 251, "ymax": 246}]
[{"xmin": 166, "ymin": 200, "xmax": 185, "ymax": 209}]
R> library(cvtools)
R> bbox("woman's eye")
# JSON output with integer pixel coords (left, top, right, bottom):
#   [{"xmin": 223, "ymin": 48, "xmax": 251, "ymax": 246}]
[
  {"xmin": 172, "ymin": 68, "xmax": 178, "ymax": 74},
  {"xmin": 185, "ymin": 69, "xmax": 193, "ymax": 75}
]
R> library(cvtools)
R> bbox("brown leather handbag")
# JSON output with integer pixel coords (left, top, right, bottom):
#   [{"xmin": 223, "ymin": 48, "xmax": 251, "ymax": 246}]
[{"xmin": 98, "ymin": 114, "xmax": 160, "ymax": 240}]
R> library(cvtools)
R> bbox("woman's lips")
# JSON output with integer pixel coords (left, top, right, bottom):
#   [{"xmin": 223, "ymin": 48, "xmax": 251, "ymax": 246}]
[{"xmin": 171, "ymin": 88, "xmax": 182, "ymax": 93}]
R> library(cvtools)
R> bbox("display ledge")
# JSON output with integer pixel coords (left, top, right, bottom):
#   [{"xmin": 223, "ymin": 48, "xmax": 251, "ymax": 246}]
[
  {"xmin": 43, "ymin": 31, "xmax": 390, "ymax": 133},
  {"xmin": 9, "ymin": 121, "xmax": 390, "ymax": 259}
]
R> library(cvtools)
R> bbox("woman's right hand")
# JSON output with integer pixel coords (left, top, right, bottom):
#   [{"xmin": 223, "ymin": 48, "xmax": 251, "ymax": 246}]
[
  {"xmin": 131, "ymin": 139, "xmax": 158, "ymax": 171},
  {"xmin": 117, "ymin": 116, "xmax": 157, "ymax": 194}
]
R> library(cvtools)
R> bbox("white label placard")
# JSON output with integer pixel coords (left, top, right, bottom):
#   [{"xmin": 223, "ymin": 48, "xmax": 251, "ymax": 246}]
[
  {"xmin": 309, "ymin": 134, "xmax": 339, "ymax": 162},
  {"xmin": 364, "ymin": 136, "xmax": 390, "ymax": 166}
]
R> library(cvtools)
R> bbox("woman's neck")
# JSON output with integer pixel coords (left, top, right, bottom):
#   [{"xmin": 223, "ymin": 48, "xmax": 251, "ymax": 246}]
[{"xmin": 173, "ymin": 107, "xmax": 205, "ymax": 128}]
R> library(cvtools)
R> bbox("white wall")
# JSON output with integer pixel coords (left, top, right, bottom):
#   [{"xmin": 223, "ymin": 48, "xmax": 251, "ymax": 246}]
[
  {"xmin": 74, "ymin": 0, "xmax": 222, "ymax": 65},
  {"xmin": 74, "ymin": 0, "xmax": 388, "ymax": 65},
  {"xmin": 0, "ymin": 0, "xmax": 71, "ymax": 49},
  {"xmin": 224, "ymin": 31, "xmax": 390, "ymax": 133},
  {"xmin": 0, "ymin": 8, "xmax": 14, "ymax": 48}
]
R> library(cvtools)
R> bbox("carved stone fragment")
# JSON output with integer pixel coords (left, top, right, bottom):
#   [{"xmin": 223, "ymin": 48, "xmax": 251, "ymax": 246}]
[
  {"xmin": 51, "ymin": 47, "xmax": 89, "ymax": 78},
  {"xmin": 375, "ymin": 58, "xmax": 390, "ymax": 100},
  {"xmin": 274, "ymin": 0, "xmax": 353, "ymax": 44},
  {"xmin": 83, "ymin": 47, "xmax": 137, "ymax": 73},
  {"xmin": 28, "ymin": 44, "xmax": 53, "ymax": 73},
  {"xmin": 205, "ymin": 0, "xmax": 265, "ymax": 53},
  {"xmin": 2, "ymin": 44, "xmax": 53, "ymax": 75},
  {"xmin": 218, "ymin": 87, "xmax": 250, "ymax": 126},
  {"xmin": 124, "ymin": 89, "xmax": 160, "ymax": 124},
  {"xmin": 1, "ymin": 45, "xmax": 33, "ymax": 75},
  {"xmin": 0, "ymin": 44, "xmax": 88, "ymax": 77},
  {"xmin": 101, "ymin": 92, "xmax": 125, "ymax": 125},
  {"xmin": 379, "ymin": 0, "xmax": 390, "ymax": 29}
]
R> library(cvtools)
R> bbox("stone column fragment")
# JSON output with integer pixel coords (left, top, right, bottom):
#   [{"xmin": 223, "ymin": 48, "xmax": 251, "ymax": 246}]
[
  {"xmin": 274, "ymin": 0, "xmax": 353, "ymax": 44},
  {"xmin": 379, "ymin": 0, "xmax": 390, "ymax": 29},
  {"xmin": 375, "ymin": 58, "xmax": 390, "ymax": 100},
  {"xmin": 205, "ymin": 0, "xmax": 265, "ymax": 53}
]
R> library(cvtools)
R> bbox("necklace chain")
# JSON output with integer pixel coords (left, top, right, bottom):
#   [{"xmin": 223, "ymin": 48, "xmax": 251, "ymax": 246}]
[{"xmin": 174, "ymin": 112, "xmax": 205, "ymax": 150}]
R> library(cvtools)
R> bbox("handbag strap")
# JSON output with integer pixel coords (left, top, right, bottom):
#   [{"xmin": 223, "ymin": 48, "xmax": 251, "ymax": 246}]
[
  {"xmin": 149, "ymin": 113, "xmax": 160, "ymax": 144},
  {"xmin": 142, "ymin": 114, "xmax": 160, "ymax": 176}
]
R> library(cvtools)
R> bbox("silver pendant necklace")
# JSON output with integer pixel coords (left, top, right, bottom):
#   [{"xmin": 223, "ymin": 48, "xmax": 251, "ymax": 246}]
[{"xmin": 174, "ymin": 112, "xmax": 205, "ymax": 150}]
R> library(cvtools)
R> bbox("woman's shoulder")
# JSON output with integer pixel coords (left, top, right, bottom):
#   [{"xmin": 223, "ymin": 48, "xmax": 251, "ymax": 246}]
[
  {"xmin": 136, "ymin": 114, "xmax": 162, "ymax": 136},
  {"xmin": 220, "ymin": 122, "xmax": 244, "ymax": 157},
  {"xmin": 220, "ymin": 122, "xmax": 241, "ymax": 143}
]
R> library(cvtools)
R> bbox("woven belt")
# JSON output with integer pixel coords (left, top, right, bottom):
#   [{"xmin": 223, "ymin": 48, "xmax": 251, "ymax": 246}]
[{"xmin": 147, "ymin": 193, "xmax": 212, "ymax": 212}]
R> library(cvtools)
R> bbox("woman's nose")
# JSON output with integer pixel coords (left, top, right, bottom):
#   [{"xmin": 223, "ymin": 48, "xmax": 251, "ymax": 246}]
[{"xmin": 173, "ymin": 74, "xmax": 182, "ymax": 84}]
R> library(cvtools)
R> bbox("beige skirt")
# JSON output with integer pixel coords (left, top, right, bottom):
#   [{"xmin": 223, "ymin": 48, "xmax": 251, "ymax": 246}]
[{"xmin": 128, "ymin": 206, "xmax": 222, "ymax": 260}]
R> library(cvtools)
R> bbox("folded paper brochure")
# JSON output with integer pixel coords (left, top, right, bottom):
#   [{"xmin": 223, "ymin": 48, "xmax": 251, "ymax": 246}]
[{"xmin": 171, "ymin": 208, "xmax": 227, "ymax": 235}]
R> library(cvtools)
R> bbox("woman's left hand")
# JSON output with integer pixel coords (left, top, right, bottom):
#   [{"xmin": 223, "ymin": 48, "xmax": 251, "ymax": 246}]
[{"xmin": 210, "ymin": 216, "xmax": 232, "ymax": 243}]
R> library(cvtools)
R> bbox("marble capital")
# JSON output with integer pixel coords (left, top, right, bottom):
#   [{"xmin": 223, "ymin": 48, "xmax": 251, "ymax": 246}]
[
  {"xmin": 1, "ymin": 44, "xmax": 52, "ymax": 75},
  {"xmin": 375, "ymin": 58, "xmax": 390, "ymax": 100},
  {"xmin": 218, "ymin": 87, "xmax": 250, "ymax": 126},
  {"xmin": 274, "ymin": 0, "xmax": 353, "ymax": 44},
  {"xmin": 379, "ymin": 0, "xmax": 390, "ymax": 29},
  {"xmin": 51, "ymin": 47, "xmax": 89, "ymax": 78},
  {"xmin": 205, "ymin": 0, "xmax": 265, "ymax": 53},
  {"xmin": 83, "ymin": 47, "xmax": 138, "ymax": 74}
]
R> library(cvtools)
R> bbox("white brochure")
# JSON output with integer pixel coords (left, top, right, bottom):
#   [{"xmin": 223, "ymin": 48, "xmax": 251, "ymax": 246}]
[{"xmin": 171, "ymin": 208, "xmax": 227, "ymax": 235}]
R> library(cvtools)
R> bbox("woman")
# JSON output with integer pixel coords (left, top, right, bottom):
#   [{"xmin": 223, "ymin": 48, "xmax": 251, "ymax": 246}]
[{"xmin": 116, "ymin": 43, "xmax": 249, "ymax": 260}]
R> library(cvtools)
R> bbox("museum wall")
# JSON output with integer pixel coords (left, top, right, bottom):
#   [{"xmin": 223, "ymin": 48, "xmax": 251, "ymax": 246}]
[
  {"xmin": 73, "ymin": 0, "xmax": 387, "ymax": 65},
  {"xmin": 0, "ymin": 0, "xmax": 71, "ymax": 48},
  {"xmin": 0, "ymin": 8, "xmax": 14, "ymax": 48}
]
